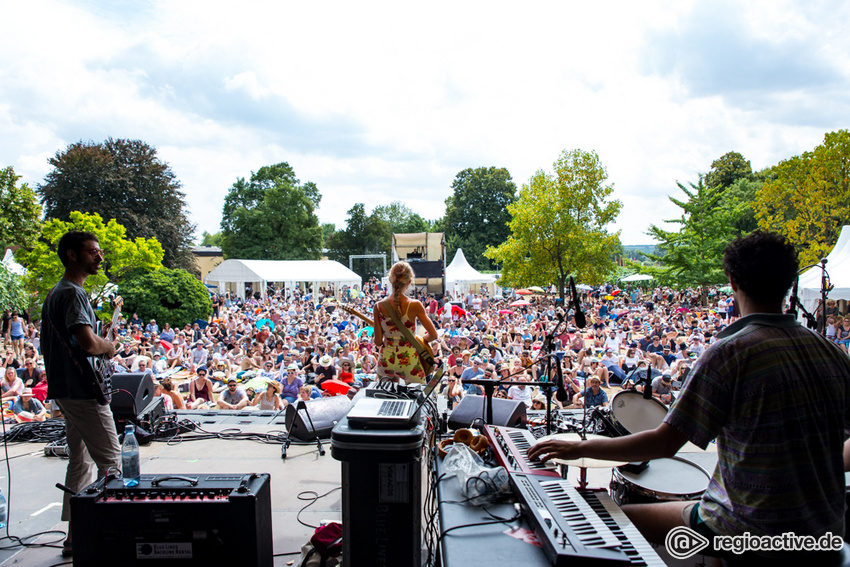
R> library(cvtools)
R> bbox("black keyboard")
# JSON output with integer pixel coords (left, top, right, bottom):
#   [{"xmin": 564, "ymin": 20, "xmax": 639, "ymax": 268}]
[{"xmin": 510, "ymin": 474, "xmax": 664, "ymax": 566}]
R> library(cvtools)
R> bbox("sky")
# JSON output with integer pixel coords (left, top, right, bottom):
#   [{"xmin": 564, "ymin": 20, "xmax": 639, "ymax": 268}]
[{"xmin": 2, "ymin": 0, "xmax": 849, "ymax": 247}]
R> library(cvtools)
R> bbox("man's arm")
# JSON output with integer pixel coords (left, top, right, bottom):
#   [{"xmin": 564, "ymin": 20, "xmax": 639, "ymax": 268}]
[
  {"xmin": 528, "ymin": 422, "xmax": 688, "ymax": 464},
  {"xmin": 73, "ymin": 325, "xmax": 116, "ymax": 358}
]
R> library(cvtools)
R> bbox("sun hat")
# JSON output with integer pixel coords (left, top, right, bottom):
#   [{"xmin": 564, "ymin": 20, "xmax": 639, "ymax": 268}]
[
  {"xmin": 319, "ymin": 355, "xmax": 333, "ymax": 367},
  {"xmin": 213, "ymin": 371, "xmax": 226, "ymax": 379},
  {"xmin": 287, "ymin": 363, "xmax": 299, "ymax": 370},
  {"xmin": 267, "ymin": 381, "xmax": 281, "ymax": 393}
]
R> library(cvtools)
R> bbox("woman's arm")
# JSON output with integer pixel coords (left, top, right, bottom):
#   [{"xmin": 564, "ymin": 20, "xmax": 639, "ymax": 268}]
[{"xmin": 373, "ymin": 302, "xmax": 384, "ymax": 347}]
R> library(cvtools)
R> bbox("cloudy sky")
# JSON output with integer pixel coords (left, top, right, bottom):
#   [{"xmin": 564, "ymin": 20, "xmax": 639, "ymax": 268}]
[{"xmin": 2, "ymin": 0, "xmax": 848, "ymax": 246}]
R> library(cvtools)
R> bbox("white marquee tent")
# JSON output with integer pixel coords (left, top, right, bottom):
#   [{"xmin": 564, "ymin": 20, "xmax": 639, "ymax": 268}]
[
  {"xmin": 445, "ymin": 249, "xmax": 499, "ymax": 299},
  {"xmin": 205, "ymin": 259, "xmax": 362, "ymax": 300},
  {"xmin": 797, "ymin": 225, "xmax": 850, "ymax": 314}
]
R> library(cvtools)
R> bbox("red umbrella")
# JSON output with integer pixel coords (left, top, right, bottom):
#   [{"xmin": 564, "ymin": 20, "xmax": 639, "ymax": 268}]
[
  {"xmin": 159, "ymin": 340, "xmax": 173, "ymax": 351},
  {"xmin": 611, "ymin": 289, "xmax": 622, "ymax": 296},
  {"xmin": 510, "ymin": 300, "xmax": 531, "ymax": 307},
  {"xmin": 498, "ymin": 309, "xmax": 513, "ymax": 315},
  {"xmin": 515, "ymin": 289, "xmax": 533, "ymax": 295},
  {"xmin": 452, "ymin": 305, "xmax": 468, "ymax": 317}
]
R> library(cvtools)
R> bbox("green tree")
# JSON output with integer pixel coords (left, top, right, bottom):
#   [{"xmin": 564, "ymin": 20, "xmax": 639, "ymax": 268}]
[
  {"xmin": 0, "ymin": 263, "xmax": 30, "ymax": 314},
  {"xmin": 200, "ymin": 231, "xmax": 223, "ymax": 247},
  {"xmin": 321, "ymin": 223, "xmax": 336, "ymax": 248},
  {"xmin": 38, "ymin": 138, "xmax": 196, "ymax": 271},
  {"xmin": 120, "ymin": 267, "xmax": 212, "ymax": 328},
  {"xmin": 485, "ymin": 149, "xmax": 621, "ymax": 300},
  {"xmin": 326, "ymin": 203, "xmax": 389, "ymax": 279},
  {"xmin": 647, "ymin": 177, "xmax": 735, "ymax": 303},
  {"xmin": 445, "ymin": 167, "xmax": 516, "ymax": 270},
  {"xmin": 754, "ymin": 129, "xmax": 850, "ymax": 266},
  {"xmin": 220, "ymin": 162, "xmax": 322, "ymax": 260},
  {"xmin": 373, "ymin": 201, "xmax": 432, "ymax": 235},
  {"xmin": 14, "ymin": 211, "xmax": 164, "ymax": 307},
  {"xmin": 0, "ymin": 166, "xmax": 41, "ymax": 249},
  {"xmin": 704, "ymin": 151, "xmax": 753, "ymax": 189}
]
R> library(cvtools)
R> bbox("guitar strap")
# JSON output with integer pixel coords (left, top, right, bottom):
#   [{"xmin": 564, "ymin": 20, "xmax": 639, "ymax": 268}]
[{"xmin": 380, "ymin": 299, "xmax": 439, "ymax": 375}]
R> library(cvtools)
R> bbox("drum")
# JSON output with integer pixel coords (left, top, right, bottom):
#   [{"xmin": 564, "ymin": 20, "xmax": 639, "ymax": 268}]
[
  {"xmin": 609, "ymin": 390, "xmax": 668, "ymax": 435},
  {"xmin": 610, "ymin": 456, "xmax": 711, "ymax": 506}
]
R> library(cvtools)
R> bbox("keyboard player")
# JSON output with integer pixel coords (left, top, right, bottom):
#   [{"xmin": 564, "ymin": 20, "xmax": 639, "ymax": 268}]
[{"xmin": 529, "ymin": 232, "xmax": 850, "ymax": 564}]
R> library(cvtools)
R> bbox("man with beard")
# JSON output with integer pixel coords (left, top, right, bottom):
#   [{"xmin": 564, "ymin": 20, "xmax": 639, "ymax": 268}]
[{"xmin": 41, "ymin": 231, "xmax": 121, "ymax": 559}]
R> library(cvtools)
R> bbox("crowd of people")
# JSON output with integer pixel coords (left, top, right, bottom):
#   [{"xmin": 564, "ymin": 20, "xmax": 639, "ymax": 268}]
[{"xmin": 2, "ymin": 269, "xmax": 783, "ymax": 421}]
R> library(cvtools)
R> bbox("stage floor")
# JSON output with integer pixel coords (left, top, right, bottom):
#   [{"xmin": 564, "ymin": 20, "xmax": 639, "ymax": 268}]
[
  {"xmin": 0, "ymin": 415, "xmax": 341, "ymax": 566},
  {"xmin": 0, "ymin": 409, "xmax": 718, "ymax": 566}
]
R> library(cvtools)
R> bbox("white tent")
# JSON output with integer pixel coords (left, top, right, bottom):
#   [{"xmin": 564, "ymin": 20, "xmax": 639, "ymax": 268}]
[
  {"xmin": 2, "ymin": 249, "xmax": 25, "ymax": 276},
  {"xmin": 621, "ymin": 273, "xmax": 654, "ymax": 282},
  {"xmin": 205, "ymin": 259, "xmax": 361, "ymax": 301},
  {"xmin": 445, "ymin": 249, "xmax": 498, "ymax": 299},
  {"xmin": 798, "ymin": 225, "xmax": 850, "ymax": 314}
]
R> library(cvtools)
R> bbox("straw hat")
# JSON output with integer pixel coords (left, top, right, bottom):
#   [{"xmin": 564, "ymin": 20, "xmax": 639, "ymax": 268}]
[
  {"xmin": 267, "ymin": 381, "xmax": 281, "ymax": 394},
  {"xmin": 319, "ymin": 355, "xmax": 333, "ymax": 367}
]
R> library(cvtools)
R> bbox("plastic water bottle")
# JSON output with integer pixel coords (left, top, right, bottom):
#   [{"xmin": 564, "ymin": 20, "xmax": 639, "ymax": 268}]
[
  {"xmin": 0, "ymin": 488, "xmax": 7, "ymax": 529},
  {"xmin": 122, "ymin": 424, "xmax": 140, "ymax": 487}
]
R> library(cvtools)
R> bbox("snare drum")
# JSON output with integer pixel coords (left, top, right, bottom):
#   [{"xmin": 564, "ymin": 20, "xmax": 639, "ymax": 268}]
[
  {"xmin": 609, "ymin": 390, "xmax": 668, "ymax": 435},
  {"xmin": 610, "ymin": 456, "xmax": 710, "ymax": 506}
]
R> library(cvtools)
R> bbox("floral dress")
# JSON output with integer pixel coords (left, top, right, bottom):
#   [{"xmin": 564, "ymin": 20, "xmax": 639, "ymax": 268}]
[{"xmin": 377, "ymin": 301, "xmax": 426, "ymax": 384}]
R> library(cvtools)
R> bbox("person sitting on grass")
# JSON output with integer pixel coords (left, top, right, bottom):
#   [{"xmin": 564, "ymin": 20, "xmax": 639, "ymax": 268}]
[
  {"xmin": 13, "ymin": 388, "xmax": 46, "ymax": 421},
  {"xmin": 573, "ymin": 376, "xmax": 608, "ymax": 409},
  {"xmin": 217, "ymin": 376, "xmax": 249, "ymax": 410},
  {"xmin": 252, "ymin": 380, "xmax": 283, "ymax": 410}
]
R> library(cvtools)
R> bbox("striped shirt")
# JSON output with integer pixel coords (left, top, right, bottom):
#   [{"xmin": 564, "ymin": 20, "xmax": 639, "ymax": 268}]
[{"xmin": 665, "ymin": 313, "xmax": 850, "ymax": 537}]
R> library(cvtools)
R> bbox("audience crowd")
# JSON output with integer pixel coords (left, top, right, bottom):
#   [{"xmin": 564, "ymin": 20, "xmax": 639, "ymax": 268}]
[{"xmin": 3, "ymin": 279, "xmax": 838, "ymax": 421}]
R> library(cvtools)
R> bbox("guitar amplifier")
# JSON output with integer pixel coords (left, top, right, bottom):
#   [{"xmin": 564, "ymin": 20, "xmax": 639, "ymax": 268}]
[{"xmin": 70, "ymin": 473, "xmax": 272, "ymax": 566}]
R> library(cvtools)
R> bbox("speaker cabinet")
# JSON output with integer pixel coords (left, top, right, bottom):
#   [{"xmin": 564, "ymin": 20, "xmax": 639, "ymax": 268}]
[
  {"xmin": 109, "ymin": 372, "xmax": 155, "ymax": 420},
  {"xmin": 285, "ymin": 396, "xmax": 351, "ymax": 441},
  {"xmin": 448, "ymin": 395, "xmax": 527, "ymax": 430}
]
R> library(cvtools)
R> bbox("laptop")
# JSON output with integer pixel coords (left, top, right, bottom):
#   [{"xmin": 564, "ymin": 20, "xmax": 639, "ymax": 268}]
[{"xmin": 347, "ymin": 373, "xmax": 441, "ymax": 428}]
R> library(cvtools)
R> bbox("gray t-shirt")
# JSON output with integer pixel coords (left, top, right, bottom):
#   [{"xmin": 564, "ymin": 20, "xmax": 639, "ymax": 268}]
[
  {"xmin": 221, "ymin": 386, "xmax": 246, "ymax": 405},
  {"xmin": 41, "ymin": 278, "xmax": 100, "ymax": 400}
]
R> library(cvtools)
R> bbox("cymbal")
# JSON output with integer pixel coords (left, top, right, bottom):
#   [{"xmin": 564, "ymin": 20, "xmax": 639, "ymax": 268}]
[{"xmin": 535, "ymin": 433, "xmax": 628, "ymax": 469}]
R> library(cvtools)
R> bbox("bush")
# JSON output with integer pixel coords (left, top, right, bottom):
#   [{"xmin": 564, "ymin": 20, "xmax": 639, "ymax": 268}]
[{"xmin": 121, "ymin": 268, "xmax": 212, "ymax": 328}]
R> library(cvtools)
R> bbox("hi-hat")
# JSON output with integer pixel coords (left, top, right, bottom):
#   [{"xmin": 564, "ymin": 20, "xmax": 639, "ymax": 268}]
[{"xmin": 535, "ymin": 433, "xmax": 628, "ymax": 468}]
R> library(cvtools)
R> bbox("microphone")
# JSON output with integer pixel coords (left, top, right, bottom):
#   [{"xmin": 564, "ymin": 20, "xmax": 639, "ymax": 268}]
[
  {"xmin": 569, "ymin": 276, "xmax": 587, "ymax": 329},
  {"xmin": 556, "ymin": 354, "xmax": 568, "ymax": 403}
]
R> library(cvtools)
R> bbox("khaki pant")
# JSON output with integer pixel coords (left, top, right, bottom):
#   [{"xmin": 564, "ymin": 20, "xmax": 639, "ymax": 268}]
[{"xmin": 56, "ymin": 398, "xmax": 121, "ymax": 521}]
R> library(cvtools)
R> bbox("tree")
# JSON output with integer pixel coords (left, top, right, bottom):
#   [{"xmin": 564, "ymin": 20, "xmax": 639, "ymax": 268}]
[
  {"xmin": 647, "ymin": 177, "xmax": 734, "ymax": 303},
  {"xmin": 754, "ymin": 129, "xmax": 850, "ymax": 266},
  {"xmin": 220, "ymin": 162, "xmax": 323, "ymax": 260},
  {"xmin": 14, "ymin": 211, "xmax": 164, "ymax": 308},
  {"xmin": 373, "ymin": 201, "xmax": 432, "ymax": 235},
  {"xmin": 120, "ymin": 267, "xmax": 212, "ymax": 328},
  {"xmin": 38, "ymin": 138, "xmax": 196, "ymax": 271},
  {"xmin": 0, "ymin": 166, "xmax": 41, "ymax": 249},
  {"xmin": 200, "ymin": 231, "xmax": 223, "ymax": 247},
  {"xmin": 485, "ymin": 149, "xmax": 622, "ymax": 300},
  {"xmin": 326, "ymin": 203, "xmax": 389, "ymax": 279},
  {"xmin": 444, "ymin": 167, "xmax": 516, "ymax": 270},
  {"xmin": 704, "ymin": 151, "xmax": 753, "ymax": 190},
  {"xmin": 321, "ymin": 223, "xmax": 336, "ymax": 248}
]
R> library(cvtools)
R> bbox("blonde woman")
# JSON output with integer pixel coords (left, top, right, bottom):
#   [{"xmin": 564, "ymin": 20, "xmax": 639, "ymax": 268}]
[{"xmin": 373, "ymin": 262, "xmax": 439, "ymax": 384}]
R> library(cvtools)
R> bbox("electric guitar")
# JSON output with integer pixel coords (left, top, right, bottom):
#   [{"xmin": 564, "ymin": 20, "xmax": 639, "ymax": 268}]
[
  {"xmin": 87, "ymin": 296, "xmax": 123, "ymax": 405},
  {"xmin": 338, "ymin": 304, "xmax": 437, "ymax": 377}
]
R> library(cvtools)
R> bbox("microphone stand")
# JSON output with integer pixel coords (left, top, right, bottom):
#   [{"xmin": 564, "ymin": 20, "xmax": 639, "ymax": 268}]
[{"xmin": 296, "ymin": 400, "xmax": 325, "ymax": 456}]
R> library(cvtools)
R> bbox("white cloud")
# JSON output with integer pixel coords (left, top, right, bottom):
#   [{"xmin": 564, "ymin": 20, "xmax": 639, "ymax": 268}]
[{"xmin": 1, "ymin": 0, "xmax": 848, "ymax": 252}]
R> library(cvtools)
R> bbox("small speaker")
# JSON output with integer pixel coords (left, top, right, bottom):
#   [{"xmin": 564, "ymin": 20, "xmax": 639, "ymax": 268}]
[
  {"xmin": 109, "ymin": 372, "xmax": 155, "ymax": 420},
  {"xmin": 448, "ymin": 395, "xmax": 527, "ymax": 430},
  {"xmin": 285, "ymin": 396, "xmax": 351, "ymax": 441}
]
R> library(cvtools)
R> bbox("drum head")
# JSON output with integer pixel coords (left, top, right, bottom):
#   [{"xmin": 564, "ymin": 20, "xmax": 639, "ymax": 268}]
[
  {"xmin": 610, "ymin": 390, "xmax": 668, "ymax": 434},
  {"xmin": 617, "ymin": 457, "xmax": 710, "ymax": 496}
]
